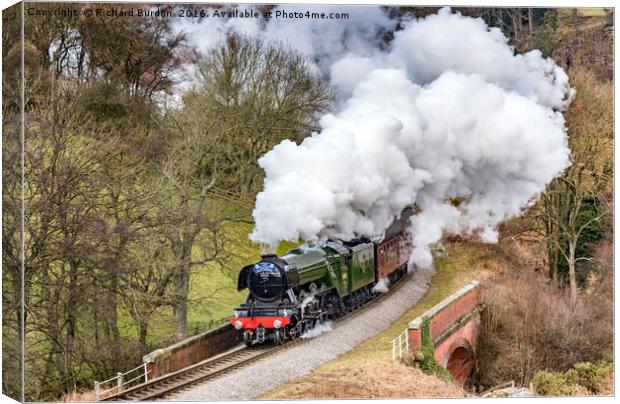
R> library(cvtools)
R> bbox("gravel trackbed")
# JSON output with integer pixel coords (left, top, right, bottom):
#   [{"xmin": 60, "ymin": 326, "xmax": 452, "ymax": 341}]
[{"xmin": 168, "ymin": 266, "xmax": 434, "ymax": 401}]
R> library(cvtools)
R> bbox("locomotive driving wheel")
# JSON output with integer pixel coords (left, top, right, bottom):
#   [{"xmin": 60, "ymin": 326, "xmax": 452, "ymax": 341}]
[
  {"xmin": 274, "ymin": 329, "xmax": 283, "ymax": 345},
  {"xmin": 319, "ymin": 311, "xmax": 328, "ymax": 324},
  {"xmin": 243, "ymin": 331, "xmax": 253, "ymax": 347},
  {"xmin": 288, "ymin": 324, "xmax": 300, "ymax": 339}
]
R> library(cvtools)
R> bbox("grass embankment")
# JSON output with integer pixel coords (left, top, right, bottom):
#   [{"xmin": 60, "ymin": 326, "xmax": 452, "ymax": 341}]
[{"xmin": 260, "ymin": 241, "xmax": 498, "ymax": 399}]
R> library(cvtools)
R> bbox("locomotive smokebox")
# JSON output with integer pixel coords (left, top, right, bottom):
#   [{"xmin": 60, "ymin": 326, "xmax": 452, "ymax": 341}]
[{"xmin": 249, "ymin": 261, "xmax": 286, "ymax": 302}]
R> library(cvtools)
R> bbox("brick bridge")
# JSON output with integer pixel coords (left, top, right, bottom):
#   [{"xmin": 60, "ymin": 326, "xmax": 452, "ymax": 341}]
[{"xmin": 394, "ymin": 280, "xmax": 481, "ymax": 387}]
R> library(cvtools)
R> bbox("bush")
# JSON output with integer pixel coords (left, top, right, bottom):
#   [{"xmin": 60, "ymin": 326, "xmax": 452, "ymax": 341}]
[
  {"xmin": 532, "ymin": 362, "xmax": 613, "ymax": 396},
  {"xmin": 531, "ymin": 371, "xmax": 583, "ymax": 396},
  {"xmin": 566, "ymin": 362, "xmax": 613, "ymax": 394},
  {"xmin": 416, "ymin": 318, "xmax": 453, "ymax": 382}
]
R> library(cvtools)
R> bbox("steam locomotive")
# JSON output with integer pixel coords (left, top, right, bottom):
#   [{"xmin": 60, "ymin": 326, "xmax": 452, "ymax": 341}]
[{"xmin": 231, "ymin": 209, "xmax": 414, "ymax": 346}]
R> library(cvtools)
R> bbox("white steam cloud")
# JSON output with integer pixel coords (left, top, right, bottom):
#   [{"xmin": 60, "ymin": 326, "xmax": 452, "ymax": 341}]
[
  {"xmin": 333, "ymin": 8, "xmax": 573, "ymax": 109},
  {"xmin": 248, "ymin": 7, "xmax": 573, "ymax": 269},
  {"xmin": 173, "ymin": 4, "xmax": 395, "ymax": 78}
]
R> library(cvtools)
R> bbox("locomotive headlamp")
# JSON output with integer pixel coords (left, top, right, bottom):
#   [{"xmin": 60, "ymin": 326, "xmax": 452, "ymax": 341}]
[
  {"xmin": 234, "ymin": 320, "xmax": 243, "ymax": 330},
  {"xmin": 273, "ymin": 319, "xmax": 282, "ymax": 329}
]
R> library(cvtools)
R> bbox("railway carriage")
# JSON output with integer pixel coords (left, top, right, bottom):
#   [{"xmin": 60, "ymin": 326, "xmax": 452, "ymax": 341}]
[
  {"xmin": 375, "ymin": 209, "xmax": 413, "ymax": 284},
  {"xmin": 232, "ymin": 209, "xmax": 414, "ymax": 346}
]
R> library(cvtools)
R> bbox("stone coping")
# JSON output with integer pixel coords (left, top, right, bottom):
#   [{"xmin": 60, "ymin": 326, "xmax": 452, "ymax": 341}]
[{"xmin": 143, "ymin": 323, "xmax": 232, "ymax": 363}]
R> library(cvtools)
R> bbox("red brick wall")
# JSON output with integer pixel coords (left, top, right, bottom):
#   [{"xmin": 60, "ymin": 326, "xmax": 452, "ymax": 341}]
[
  {"xmin": 407, "ymin": 282, "xmax": 479, "ymax": 352},
  {"xmin": 433, "ymin": 315, "xmax": 480, "ymax": 367},
  {"xmin": 145, "ymin": 324, "xmax": 242, "ymax": 379},
  {"xmin": 429, "ymin": 286, "xmax": 479, "ymax": 341},
  {"xmin": 405, "ymin": 281, "xmax": 480, "ymax": 387},
  {"xmin": 408, "ymin": 328, "xmax": 422, "ymax": 351}
]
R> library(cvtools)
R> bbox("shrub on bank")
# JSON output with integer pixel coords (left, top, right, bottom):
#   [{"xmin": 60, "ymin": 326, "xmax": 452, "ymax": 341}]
[
  {"xmin": 565, "ymin": 362, "xmax": 613, "ymax": 394},
  {"xmin": 531, "ymin": 370, "xmax": 585, "ymax": 396},
  {"xmin": 532, "ymin": 362, "xmax": 613, "ymax": 396}
]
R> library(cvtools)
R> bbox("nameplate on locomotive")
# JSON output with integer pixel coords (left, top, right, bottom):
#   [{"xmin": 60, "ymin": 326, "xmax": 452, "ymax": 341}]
[{"xmin": 252, "ymin": 262, "xmax": 282, "ymax": 278}]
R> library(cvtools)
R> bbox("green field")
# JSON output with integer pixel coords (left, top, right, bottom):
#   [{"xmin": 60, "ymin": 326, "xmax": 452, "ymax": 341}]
[{"xmin": 117, "ymin": 220, "xmax": 298, "ymax": 346}]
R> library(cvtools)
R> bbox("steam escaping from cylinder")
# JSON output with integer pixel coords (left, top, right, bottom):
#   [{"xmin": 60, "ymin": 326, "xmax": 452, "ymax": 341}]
[
  {"xmin": 249, "ymin": 7, "xmax": 572, "ymax": 269},
  {"xmin": 300, "ymin": 321, "xmax": 333, "ymax": 339},
  {"xmin": 372, "ymin": 278, "xmax": 390, "ymax": 294}
]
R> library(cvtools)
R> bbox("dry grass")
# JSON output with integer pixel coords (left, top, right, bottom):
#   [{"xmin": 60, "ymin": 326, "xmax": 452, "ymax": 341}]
[
  {"xmin": 558, "ymin": 8, "xmax": 608, "ymax": 18},
  {"xmin": 61, "ymin": 390, "xmax": 96, "ymax": 402},
  {"xmin": 599, "ymin": 372, "xmax": 614, "ymax": 395},
  {"xmin": 260, "ymin": 361, "xmax": 467, "ymax": 399}
]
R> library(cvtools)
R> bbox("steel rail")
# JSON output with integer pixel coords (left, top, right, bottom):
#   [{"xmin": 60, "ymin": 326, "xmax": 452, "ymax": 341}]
[{"xmin": 100, "ymin": 344, "xmax": 284, "ymax": 401}]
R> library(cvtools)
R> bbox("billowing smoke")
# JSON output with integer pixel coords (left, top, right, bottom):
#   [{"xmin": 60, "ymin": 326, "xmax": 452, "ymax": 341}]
[{"xmin": 249, "ymin": 8, "xmax": 573, "ymax": 268}]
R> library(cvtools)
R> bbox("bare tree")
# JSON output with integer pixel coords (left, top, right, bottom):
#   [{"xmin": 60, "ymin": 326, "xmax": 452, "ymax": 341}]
[
  {"xmin": 75, "ymin": 4, "xmax": 186, "ymax": 101},
  {"xmin": 158, "ymin": 33, "xmax": 333, "ymax": 340},
  {"xmin": 535, "ymin": 68, "xmax": 612, "ymax": 302},
  {"xmin": 156, "ymin": 114, "xmax": 230, "ymax": 341},
  {"xmin": 191, "ymin": 33, "xmax": 334, "ymax": 195}
]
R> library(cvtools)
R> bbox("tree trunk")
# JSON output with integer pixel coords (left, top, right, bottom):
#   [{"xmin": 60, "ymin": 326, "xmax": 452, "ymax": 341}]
[
  {"xmin": 549, "ymin": 240, "xmax": 560, "ymax": 287},
  {"xmin": 173, "ymin": 239, "xmax": 192, "ymax": 341},
  {"xmin": 173, "ymin": 266, "xmax": 189, "ymax": 341},
  {"xmin": 568, "ymin": 239, "xmax": 577, "ymax": 304},
  {"xmin": 102, "ymin": 267, "xmax": 120, "ymax": 348},
  {"xmin": 106, "ymin": 284, "xmax": 120, "ymax": 341},
  {"xmin": 63, "ymin": 260, "xmax": 79, "ymax": 392},
  {"xmin": 543, "ymin": 192, "xmax": 562, "ymax": 288},
  {"xmin": 103, "ymin": 212, "xmax": 128, "ymax": 346},
  {"xmin": 138, "ymin": 320, "xmax": 149, "ymax": 348}
]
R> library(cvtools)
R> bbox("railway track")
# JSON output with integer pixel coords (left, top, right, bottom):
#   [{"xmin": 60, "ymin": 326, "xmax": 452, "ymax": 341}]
[
  {"xmin": 102, "ymin": 271, "xmax": 412, "ymax": 401},
  {"xmin": 100, "ymin": 343, "xmax": 286, "ymax": 401}
]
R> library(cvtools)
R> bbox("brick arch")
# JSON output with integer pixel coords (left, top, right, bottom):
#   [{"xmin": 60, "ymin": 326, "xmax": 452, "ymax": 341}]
[
  {"xmin": 446, "ymin": 337, "xmax": 475, "ymax": 387},
  {"xmin": 447, "ymin": 336, "xmax": 474, "ymax": 355}
]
